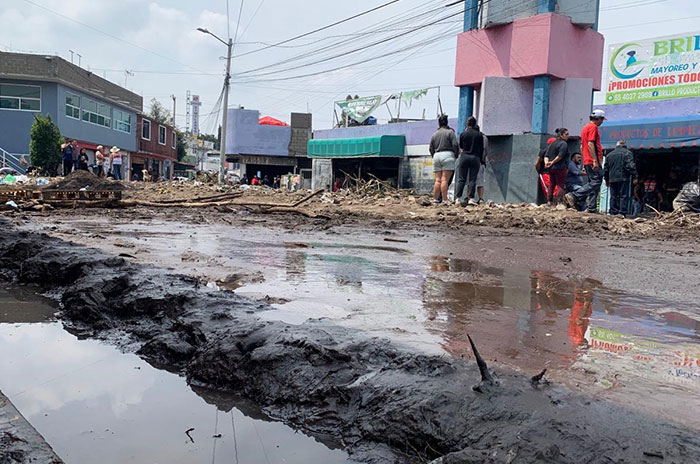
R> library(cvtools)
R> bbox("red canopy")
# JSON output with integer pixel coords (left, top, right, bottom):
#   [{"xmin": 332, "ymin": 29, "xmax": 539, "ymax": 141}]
[{"xmin": 259, "ymin": 116, "xmax": 289, "ymax": 126}]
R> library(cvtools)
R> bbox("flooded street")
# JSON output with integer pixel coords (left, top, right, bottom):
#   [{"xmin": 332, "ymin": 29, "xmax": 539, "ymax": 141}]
[
  {"xmin": 26, "ymin": 214, "xmax": 700, "ymax": 433},
  {"xmin": 0, "ymin": 287, "xmax": 353, "ymax": 464}
]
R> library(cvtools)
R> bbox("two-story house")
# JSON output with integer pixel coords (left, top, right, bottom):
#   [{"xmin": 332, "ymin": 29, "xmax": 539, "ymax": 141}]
[
  {"xmin": 0, "ymin": 51, "xmax": 140, "ymax": 174},
  {"xmin": 135, "ymin": 115, "xmax": 177, "ymax": 180}
]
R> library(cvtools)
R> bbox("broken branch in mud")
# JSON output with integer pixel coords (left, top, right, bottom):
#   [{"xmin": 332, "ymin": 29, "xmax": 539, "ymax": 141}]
[
  {"xmin": 531, "ymin": 369, "xmax": 547, "ymax": 385},
  {"xmin": 185, "ymin": 427, "xmax": 195, "ymax": 443},
  {"xmin": 467, "ymin": 334, "xmax": 492, "ymax": 383}
]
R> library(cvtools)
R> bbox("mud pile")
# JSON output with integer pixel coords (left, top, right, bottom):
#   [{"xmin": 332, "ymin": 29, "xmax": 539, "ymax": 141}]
[
  {"xmin": 1, "ymin": 224, "xmax": 699, "ymax": 463},
  {"xmin": 45, "ymin": 171, "xmax": 126, "ymax": 191}
]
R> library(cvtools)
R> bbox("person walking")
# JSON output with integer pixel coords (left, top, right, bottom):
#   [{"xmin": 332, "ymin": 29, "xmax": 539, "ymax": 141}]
[
  {"xmin": 60, "ymin": 140, "xmax": 73, "ymax": 176},
  {"xmin": 454, "ymin": 116, "xmax": 484, "ymax": 206},
  {"xmin": 565, "ymin": 110, "xmax": 606, "ymax": 212},
  {"xmin": 544, "ymin": 127, "xmax": 570, "ymax": 205},
  {"xmin": 429, "ymin": 114, "xmax": 459, "ymax": 205},
  {"xmin": 109, "ymin": 146, "xmax": 123, "ymax": 180},
  {"xmin": 604, "ymin": 140, "xmax": 637, "ymax": 216}
]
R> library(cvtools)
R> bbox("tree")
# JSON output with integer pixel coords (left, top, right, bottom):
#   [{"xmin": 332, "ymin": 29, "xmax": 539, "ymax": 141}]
[
  {"xmin": 176, "ymin": 131, "xmax": 186, "ymax": 162},
  {"xmin": 29, "ymin": 114, "xmax": 62, "ymax": 175},
  {"xmin": 146, "ymin": 98, "xmax": 172, "ymax": 124}
]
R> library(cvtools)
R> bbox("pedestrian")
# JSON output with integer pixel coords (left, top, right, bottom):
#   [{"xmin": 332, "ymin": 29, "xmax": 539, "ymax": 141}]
[
  {"xmin": 631, "ymin": 179, "xmax": 644, "ymax": 217},
  {"xmin": 641, "ymin": 174, "xmax": 663, "ymax": 212},
  {"xmin": 263, "ymin": 174, "xmax": 271, "ymax": 187},
  {"xmin": 565, "ymin": 110, "xmax": 606, "ymax": 211},
  {"xmin": 566, "ymin": 152, "xmax": 585, "ymax": 193},
  {"xmin": 60, "ymin": 140, "xmax": 73, "ymax": 176},
  {"xmin": 603, "ymin": 140, "xmax": 637, "ymax": 216},
  {"xmin": 535, "ymin": 137, "xmax": 556, "ymax": 203},
  {"xmin": 251, "ymin": 175, "xmax": 260, "ymax": 186},
  {"xmin": 454, "ymin": 116, "xmax": 484, "ymax": 206},
  {"xmin": 71, "ymin": 140, "xmax": 79, "ymax": 171},
  {"xmin": 109, "ymin": 146, "xmax": 123, "ymax": 180},
  {"xmin": 475, "ymin": 125, "xmax": 488, "ymax": 204},
  {"xmin": 429, "ymin": 114, "xmax": 459, "ymax": 205},
  {"xmin": 544, "ymin": 128, "xmax": 570, "ymax": 206},
  {"xmin": 274, "ymin": 176, "xmax": 281, "ymax": 189},
  {"xmin": 95, "ymin": 145, "xmax": 105, "ymax": 178},
  {"xmin": 78, "ymin": 148, "xmax": 89, "ymax": 171}
]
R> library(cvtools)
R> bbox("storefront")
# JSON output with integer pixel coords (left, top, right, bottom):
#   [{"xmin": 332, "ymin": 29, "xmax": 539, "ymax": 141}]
[
  {"xmin": 596, "ymin": 31, "xmax": 700, "ymax": 212},
  {"xmin": 307, "ymin": 135, "xmax": 406, "ymax": 190}
]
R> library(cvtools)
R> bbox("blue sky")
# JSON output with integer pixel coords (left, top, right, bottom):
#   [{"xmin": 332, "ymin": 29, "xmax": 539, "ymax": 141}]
[{"xmin": 1, "ymin": 0, "xmax": 698, "ymax": 131}]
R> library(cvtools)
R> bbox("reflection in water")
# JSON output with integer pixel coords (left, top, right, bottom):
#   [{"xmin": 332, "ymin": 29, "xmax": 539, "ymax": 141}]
[
  {"xmin": 0, "ymin": 291, "xmax": 352, "ymax": 464},
  {"xmin": 422, "ymin": 255, "xmax": 700, "ymax": 426}
]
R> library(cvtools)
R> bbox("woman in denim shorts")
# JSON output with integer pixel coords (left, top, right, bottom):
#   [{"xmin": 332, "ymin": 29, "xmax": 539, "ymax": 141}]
[{"xmin": 429, "ymin": 115, "xmax": 459, "ymax": 204}]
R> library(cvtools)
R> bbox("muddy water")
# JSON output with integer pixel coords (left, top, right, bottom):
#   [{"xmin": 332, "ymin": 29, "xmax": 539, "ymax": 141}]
[
  {"xmin": 0, "ymin": 287, "xmax": 353, "ymax": 463},
  {"xmin": 32, "ymin": 217, "xmax": 700, "ymax": 431}
]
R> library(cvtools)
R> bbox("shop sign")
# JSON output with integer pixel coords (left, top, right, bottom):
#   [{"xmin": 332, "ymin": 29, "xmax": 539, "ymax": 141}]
[{"xmin": 606, "ymin": 32, "xmax": 700, "ymax": 104}]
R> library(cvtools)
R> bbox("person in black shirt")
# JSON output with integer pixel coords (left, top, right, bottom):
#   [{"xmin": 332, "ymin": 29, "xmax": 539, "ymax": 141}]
[
  {"xmin": 544, "ymin": 128, "xmax": 570, "ymax": 205},
  {"xmin": 78, "ymin": 148, "xmax": 89, "ymax": 171},
  {"xmin": 454, "ymin": 116, "xmax": 484, "ymax": 206}
]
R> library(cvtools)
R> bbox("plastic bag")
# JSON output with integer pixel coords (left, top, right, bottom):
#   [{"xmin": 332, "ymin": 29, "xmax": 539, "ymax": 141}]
[{"xmin": 673, "ymin": 182, "xmax": 700, "ymax": 213}]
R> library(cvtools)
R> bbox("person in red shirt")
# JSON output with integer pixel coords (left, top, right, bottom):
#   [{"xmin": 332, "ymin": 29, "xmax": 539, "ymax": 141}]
[{"xmin": 564, "ymin": 109, "xmax": 605, "ymax": 212}]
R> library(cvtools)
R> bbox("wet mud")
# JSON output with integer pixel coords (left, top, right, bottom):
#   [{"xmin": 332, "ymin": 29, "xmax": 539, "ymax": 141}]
[{"xmin": 2, "ymin": 223, "xmax": 700, "ymax": 463}]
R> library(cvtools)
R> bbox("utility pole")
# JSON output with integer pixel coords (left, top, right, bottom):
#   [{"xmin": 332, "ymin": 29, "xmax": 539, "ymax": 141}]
[{"xmin": 219, "ymin": 38, "xmax": 233, "ymax": 184}]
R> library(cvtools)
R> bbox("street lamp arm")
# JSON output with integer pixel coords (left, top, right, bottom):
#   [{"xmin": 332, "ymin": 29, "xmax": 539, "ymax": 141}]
[{"xmin": 196, "ymin": 27, "xmax": 228, "ymax": 46}]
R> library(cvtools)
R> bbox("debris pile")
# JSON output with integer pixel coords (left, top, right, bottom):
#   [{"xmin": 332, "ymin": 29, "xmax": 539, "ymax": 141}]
[{"xmin": 45, "ymin": 171, "xmax": 127, "ymax": 191}]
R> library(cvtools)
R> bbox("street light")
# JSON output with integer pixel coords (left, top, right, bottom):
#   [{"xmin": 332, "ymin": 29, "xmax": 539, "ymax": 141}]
[{"xmin": 198, "ymin": 26, "xmax": 233, "ymax": 184}]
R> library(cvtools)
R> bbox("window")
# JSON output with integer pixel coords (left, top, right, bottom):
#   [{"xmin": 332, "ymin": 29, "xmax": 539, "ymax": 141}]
[
  {"xmin": 81, "ymin": 98, "xmax": 111, "ymax": 128},
  {"xmin": 0, "ymin": 84, "xmax": 41, "ymax": 111},
  {"xmin": 113, "ymin": 109, "xmax": 131, "ymax": 133},
  {"xmin": 142, "ymin": 119, "xmax": 151, "ymax": 140},
  {"xmin": 158, "ymin": 125, "xmax": 166, "ymax": 145},
  {"xmin": 65, "ymin": 92, "xmax": 81, "ymax": 119},
  {"xmin": 171, "ymin": 131, "xmax": 176, "ymax": 149}
]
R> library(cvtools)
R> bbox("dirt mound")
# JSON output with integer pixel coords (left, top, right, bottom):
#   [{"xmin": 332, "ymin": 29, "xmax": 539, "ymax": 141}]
[{"xmin": 45, "ymin": 171, "xmax": 126, "ymax": 191}]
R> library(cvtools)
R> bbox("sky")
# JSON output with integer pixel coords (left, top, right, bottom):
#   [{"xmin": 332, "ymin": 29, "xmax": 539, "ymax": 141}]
[{"xmin": 1, "ymin": 0, "xmax": 699, "ymax": 133}]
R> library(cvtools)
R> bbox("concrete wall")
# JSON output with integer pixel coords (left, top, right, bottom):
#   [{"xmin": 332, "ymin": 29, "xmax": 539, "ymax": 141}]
[
  {"xmin": 455, "ymin": 13, "xmax": 604, "ymax": 90},
  {"xmin": 0, "ymin": 79, "xmax": 57, "ymax": 154},
  {"xmin": 289, "ymin": 113, "xmax": 312, "ymax": 157},
  {"xmin": 477, "ymin": 77, "xmax": 592, "ymax": 136},
  {"xmin": 481, "ymin": 0, "xmax": 598, "ymax": 28},
  {"xmin": 226, "ymin": 108, "xmax": 292, "ymax": 156},
  {"xmin": 484, "ymin": 134, "xmax": 548, "ymax": 203}
]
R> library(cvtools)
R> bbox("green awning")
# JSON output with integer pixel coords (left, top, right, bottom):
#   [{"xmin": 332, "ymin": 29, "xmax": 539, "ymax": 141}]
[{"xmin": 307, "ymin": 135, "xmax": 406, "ymax": 158}]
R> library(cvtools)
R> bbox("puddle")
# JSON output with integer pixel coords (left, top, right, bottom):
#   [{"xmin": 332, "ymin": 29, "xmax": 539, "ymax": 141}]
[
  {"xmin": 0, "ymin": 289, "xmax": 354, "ymax": 464},
  {"xmin": 30, "ymin": 218, "xmax": 700, "ymax": 429}
]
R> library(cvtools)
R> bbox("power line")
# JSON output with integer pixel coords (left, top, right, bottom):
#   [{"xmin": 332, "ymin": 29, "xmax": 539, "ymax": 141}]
[
  {"xmin": 231, "ymin": 0, "xmax": 403, "ymax": 59},
  {"xmin": 231, "ymin": 0, "xmax": 245, "ymax": 54}
]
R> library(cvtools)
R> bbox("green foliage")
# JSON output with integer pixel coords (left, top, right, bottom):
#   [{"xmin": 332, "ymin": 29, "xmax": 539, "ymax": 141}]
[
  {"xmin": 176, "ymin": 131, "xmax": 187, "ymax": 162},
  {"xmin": 29, "ymin": 114, "xmax": 62, "ymax": 175},
  {"xmin": 198, "ymin": 130, "xmax": 220, "ymax": 150},
  {"xmin": 146, "ymin": 98, "xmax": 172, "ymax": 124}
]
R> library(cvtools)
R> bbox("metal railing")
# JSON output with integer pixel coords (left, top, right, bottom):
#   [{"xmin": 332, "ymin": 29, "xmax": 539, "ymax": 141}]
[{"xmin": 0, "ymin": 147, "xmax": 27, "ymax": 174}]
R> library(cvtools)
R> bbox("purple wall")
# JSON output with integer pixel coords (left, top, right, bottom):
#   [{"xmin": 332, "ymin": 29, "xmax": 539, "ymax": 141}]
[{"xmin": 313, "ymin": 118, "xmax": 457, "ymax": 147}]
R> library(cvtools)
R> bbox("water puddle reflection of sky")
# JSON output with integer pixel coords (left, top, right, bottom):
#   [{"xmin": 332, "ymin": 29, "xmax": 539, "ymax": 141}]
[{"xmin": 0, "ymin": 287, "xmax": 353, "ymax": 464}]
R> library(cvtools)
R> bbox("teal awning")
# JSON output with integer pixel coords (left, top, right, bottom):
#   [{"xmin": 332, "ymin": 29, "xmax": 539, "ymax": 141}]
[{"xmin": 308, "ymin": 135, "xmax": 405, "ymax": 158}]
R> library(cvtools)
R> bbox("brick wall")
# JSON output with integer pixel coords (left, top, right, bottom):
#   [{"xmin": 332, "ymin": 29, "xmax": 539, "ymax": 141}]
[
  {"xmin": 0, "ymin": 52, "xmax": 142, "ymax": 112},
  {"xmin": 137, "ymin": 115, "xmax": 177, "ymax": 159}
]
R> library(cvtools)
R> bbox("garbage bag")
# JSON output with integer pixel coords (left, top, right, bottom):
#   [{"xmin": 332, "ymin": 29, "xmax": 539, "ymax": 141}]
[{"xmin": 673, "ymin": 182, "xmax": 700, "ymax": 213}]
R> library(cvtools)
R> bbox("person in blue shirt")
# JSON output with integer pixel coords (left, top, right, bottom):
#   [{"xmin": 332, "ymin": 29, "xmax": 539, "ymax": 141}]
[
  {"xmin": 566, "ymin": 152, "xmax": 585, "ymax": 192},
  {"xmin": 61, "ymin": 140, "xmax": 74, "ymax": 176}
]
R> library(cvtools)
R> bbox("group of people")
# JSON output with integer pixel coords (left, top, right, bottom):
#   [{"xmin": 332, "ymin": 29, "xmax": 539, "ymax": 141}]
[
  {"xmin": 241, "ymin": 174, "xmax": 280, "ymax": 188},
  {"xmin": 429, "ymin": 109, "xmax": 647, "ymax": 215},
  {"xmin": 61, "ymin": 140, "xmax": 123, "ymax": 180},
  {"xmin": 429, "ymin": 114, "xmax": 487, "ymax": 206}
]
